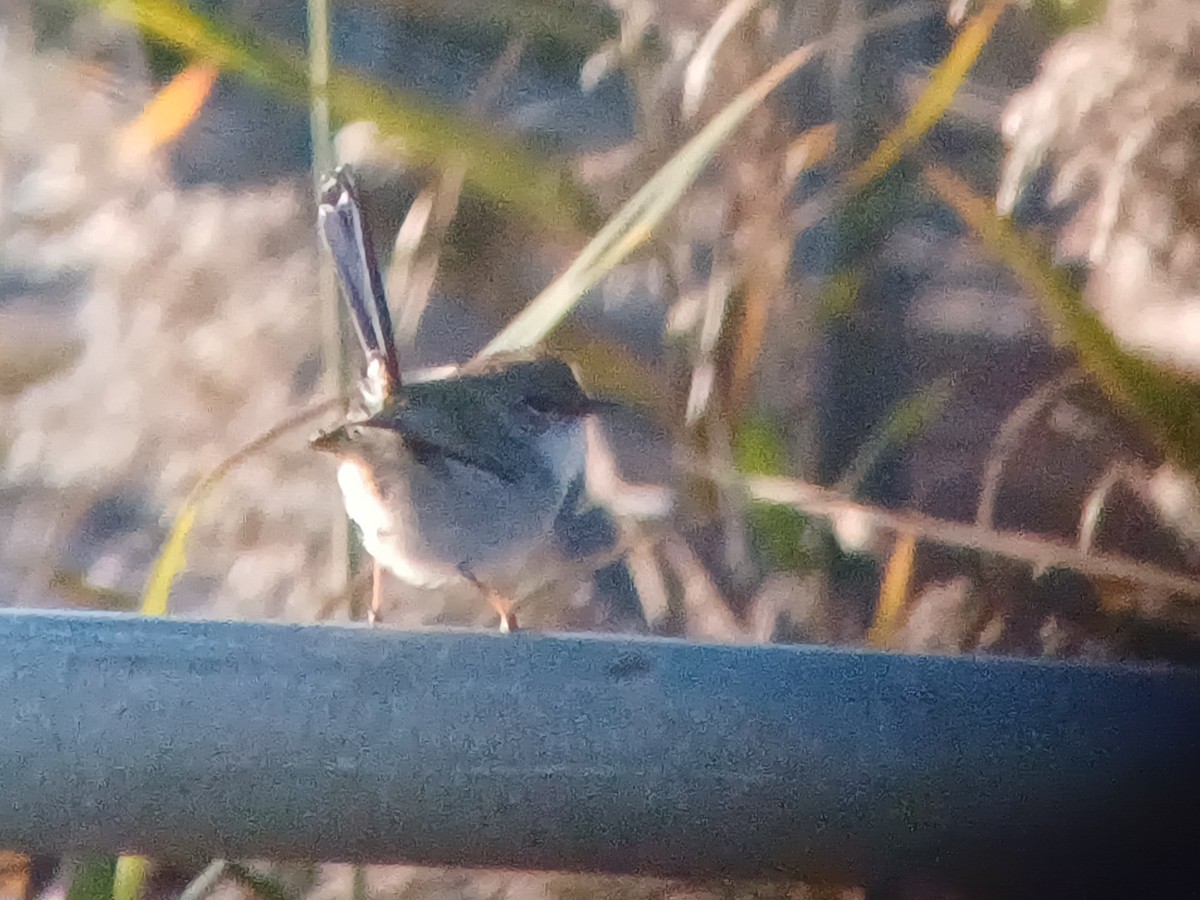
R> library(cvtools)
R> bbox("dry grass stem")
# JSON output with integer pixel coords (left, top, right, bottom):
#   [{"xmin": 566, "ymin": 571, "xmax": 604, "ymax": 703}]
[
  {"xmin": 976, "ymin": 370, "xmax": 1087, "ymax": 529},
  {"xmin": 747, "ymin": 475, "xmax": 1200, "ymax": 600}
]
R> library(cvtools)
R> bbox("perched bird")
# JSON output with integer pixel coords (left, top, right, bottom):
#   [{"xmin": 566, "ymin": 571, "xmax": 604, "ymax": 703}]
[{"xmin": 312, "ymin": 167, "xmax": 613, "ymax": 629}]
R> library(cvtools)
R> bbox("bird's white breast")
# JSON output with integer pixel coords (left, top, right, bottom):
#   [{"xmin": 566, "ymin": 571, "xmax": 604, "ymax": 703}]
[
  {"xmin": 335, "ymin": 458, "xmax": 454, "ymax": 588},
  {"xmin": 334, "ymin": 418, "xmax": 589, "ymax": 595}
]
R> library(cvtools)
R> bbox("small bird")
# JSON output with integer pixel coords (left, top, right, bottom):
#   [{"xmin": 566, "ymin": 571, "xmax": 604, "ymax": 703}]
[{"xmin": 312, "ymin": 167, "xmax": 612, "ymax": 629}]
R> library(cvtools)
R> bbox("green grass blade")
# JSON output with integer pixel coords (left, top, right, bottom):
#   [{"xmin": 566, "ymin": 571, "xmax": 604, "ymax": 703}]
[
  {"xmin": 478, "ymin": 2, "xmax": 934, "ymax": 358},
  {"xmin": 923, "ymin": 162, "xmax": 1200, "ymax": 477},
  {"xmin": 478, "ymin": 41, "xmax": 822, "ymax": 358},
  {"xmin": 64, "ymin": 858, "xmax": 117, "ymax": 900},
  {"xmin": 852, "ymin": 0, "xmax": 1010, "ymax": 190},
  {"xmin": 835, "ymin": 376, "xmax": 954, "ymax": 493},
  {"xmin": 88, "ymin": 0, "xmax": 596, "ymax": 232},
  {"xmin": 112, "ymin": 855, "xmax": 150, "ymax": 900},
  {"xmin": 365, "ymin": 0, "xmax": 620, "ymax": 61},
  {"xmin": 140, "ymin": 400, "xmax": 341, "ymax": 617}
]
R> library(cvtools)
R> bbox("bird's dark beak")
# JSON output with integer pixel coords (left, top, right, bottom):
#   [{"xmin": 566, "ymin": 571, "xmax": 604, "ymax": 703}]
[
  {"xmin": 310, "ymin": 426, "xmax": 352, "ymax": 454},
  {"xmin": 583, "ymin": 397, "xmax": 620, "ymax": 416}
]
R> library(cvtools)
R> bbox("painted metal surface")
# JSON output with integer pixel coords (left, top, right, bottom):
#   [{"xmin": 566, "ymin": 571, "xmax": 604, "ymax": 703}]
[{"xmin": 0, "ymin": 610, "xmax": 1197, "ymax": 895}]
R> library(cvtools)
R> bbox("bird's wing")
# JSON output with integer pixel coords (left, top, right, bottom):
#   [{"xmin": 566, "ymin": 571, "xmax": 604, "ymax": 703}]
[
  {"xmin": 552, "ymin": 474, "xmax": 617, "ymax": 560},
  {"xmin": 365, "ymin": 383, "xmax": 533, "ymax": 484}
]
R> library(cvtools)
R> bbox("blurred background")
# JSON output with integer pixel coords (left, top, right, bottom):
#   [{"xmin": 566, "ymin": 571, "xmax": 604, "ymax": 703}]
[{"xmin": 4, "ymin": 0, "xmax": 1200, "ymax": 895}]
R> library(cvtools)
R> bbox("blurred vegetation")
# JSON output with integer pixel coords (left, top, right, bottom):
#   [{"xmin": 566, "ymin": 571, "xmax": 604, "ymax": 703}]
[
  {"xmin": 90, "ymin": 0, "xmax": 600, "ymax": 232},
  {"xmin": 7, "ymin": 0, "xmax": 1200, "ymax": 895}
]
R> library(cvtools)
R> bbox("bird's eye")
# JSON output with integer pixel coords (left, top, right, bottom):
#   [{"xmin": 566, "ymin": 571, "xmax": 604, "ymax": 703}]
[
  {"xmin": 524, "ymin": 395, "xmax": 557, "ymax": 415},
  {"xmin": 507, "ymin": 403, "xmax": 552, "ymax": 437}
]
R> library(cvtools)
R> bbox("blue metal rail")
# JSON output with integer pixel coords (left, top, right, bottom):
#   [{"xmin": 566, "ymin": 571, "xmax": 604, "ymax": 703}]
[{"xmin": 0, "ymin": 610, "xmax": 1197, "ymax": 897}]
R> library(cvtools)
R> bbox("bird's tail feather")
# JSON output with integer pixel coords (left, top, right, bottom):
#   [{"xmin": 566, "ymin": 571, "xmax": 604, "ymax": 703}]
[{"xmin": 317, "ymin": 165, "xmax": 402, "ymax": 395}]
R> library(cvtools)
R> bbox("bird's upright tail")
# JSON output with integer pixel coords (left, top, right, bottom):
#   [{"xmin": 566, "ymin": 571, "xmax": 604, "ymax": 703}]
[{"xmin": 317, "ymin": 166, "xmax": 402, "ymax": 402}]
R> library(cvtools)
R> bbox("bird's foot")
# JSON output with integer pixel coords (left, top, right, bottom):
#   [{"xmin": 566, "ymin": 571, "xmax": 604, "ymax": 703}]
[{"xmin": 457, "ymin": 562, "xmax": 519, "ymax": 633}]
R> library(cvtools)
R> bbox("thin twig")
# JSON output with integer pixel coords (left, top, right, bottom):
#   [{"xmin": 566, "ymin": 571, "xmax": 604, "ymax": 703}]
[
  {"xmin": 659, "ymin": 534, "xmax": 745, "ymax": 641},
  {"xmin": 976, "ymin": 369, "xmax": 1087, "ymax": 529},
  {"xmin": 178, "ymin": 861, "xmax": 227, "ymax": 900},
  {"xmin": 480, "ymin": 0, "xmax": 939, "ymax": 359},
  {"xmin": 746, "ymin": 475, "xmax": 1200, "ymax": 599},
  {"xmin": 306, "ymin": 0, "xmax": 348, "ymax": 597},
  {"xmin": 391, "ymin": 38, "xmax": 526, "ymax": 346},
  {"xmin": 141, "ymin": 397, "xmax": 345, "ymax": 616},
  {"xmin": 314, "ymin": 567, "xmax": 372, "ymax": 620},
  {"xmin": 682, "ymin": 0, "xmax": 762, "ymax": 120},
  {"xmin": 684, "ymin": 262, "xmax": 734, "ymax": 425},
  {"xmin": 1078, "ymin": 461, "xmax": 1154, "ymax": 556}
]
